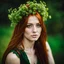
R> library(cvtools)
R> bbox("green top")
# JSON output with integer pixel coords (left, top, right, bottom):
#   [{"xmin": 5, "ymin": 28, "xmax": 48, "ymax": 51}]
[{"xmin": 11, "ymin": 49, "xmax": 40, "ymax": 64}]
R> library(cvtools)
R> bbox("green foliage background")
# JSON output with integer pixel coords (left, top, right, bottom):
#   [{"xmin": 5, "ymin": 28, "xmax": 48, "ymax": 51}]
[{"xmin": 0, "ymin": 0, "xmax": 64, "ymax": 64}]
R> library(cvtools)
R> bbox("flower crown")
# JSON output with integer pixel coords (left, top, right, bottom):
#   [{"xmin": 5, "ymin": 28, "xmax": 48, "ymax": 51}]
[{"xmin": 8, "ymin": 0, "xmax": 51, "ymax": 26}]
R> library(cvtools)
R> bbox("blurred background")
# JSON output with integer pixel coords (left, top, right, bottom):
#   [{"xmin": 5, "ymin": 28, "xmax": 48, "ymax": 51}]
[{"xmin": 0, "ymin": 0, "xmax": 64, "ymax": 64}]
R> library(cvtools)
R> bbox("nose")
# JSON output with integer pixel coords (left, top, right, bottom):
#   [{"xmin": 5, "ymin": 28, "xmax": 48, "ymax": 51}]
[{"xmin": 32, "ymin": 25, "xmax": 37, "ymax": 33}]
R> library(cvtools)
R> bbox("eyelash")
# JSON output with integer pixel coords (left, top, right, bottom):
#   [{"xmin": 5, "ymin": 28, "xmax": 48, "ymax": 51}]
[
  {"xmin": 26, "ymin": 24, "xmax": 41, "ymax": 28},
  {"xmin": 36, "ymin": 24, "xmax": 41, "ymax": 27},
  {"xmin": 26, "ymin": 25, "xmax": 32, "ymax": 28}
]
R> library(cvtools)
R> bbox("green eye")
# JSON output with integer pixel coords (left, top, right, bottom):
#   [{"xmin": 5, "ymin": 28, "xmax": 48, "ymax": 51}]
[
  {"xmin": 36, "ymin": 24, "xmax": 41, "ymax": 27},
  {"xmin": 26, "ymin": 24, "xmax": 33, "ymax": 28}
]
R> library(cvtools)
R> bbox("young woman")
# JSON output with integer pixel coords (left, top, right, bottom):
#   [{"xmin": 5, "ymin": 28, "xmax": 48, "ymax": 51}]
[{"xmin": 2, "ymin": 0, "xmax": 55, "ymax": 64}]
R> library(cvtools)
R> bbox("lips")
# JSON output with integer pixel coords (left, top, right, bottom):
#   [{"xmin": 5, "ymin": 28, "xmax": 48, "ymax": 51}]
[{"xmin": 31, "ymin": 35, "xmax": 38, "ymax": 38}]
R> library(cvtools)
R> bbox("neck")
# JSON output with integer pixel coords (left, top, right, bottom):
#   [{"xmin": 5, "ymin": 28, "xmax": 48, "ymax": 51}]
[{"xmin": 22, "ymin": 38, "xmax": 35, "ymax": 50}]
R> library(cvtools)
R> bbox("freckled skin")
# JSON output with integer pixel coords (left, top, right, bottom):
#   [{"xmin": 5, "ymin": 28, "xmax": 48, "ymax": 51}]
[{"xmin": 24, "ymin": 16, "xmax": 42, "ymax": 42}]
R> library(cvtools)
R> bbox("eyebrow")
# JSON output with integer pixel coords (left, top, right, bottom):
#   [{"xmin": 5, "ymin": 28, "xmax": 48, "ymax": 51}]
[{"xmin": 27, "ymin": 23, "xmax": 40, "ymax": 24}]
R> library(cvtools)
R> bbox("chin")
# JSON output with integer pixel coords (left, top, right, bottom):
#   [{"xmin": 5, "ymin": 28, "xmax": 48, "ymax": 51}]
[{"xmin": 31, "ymin": 38, "xmax": 38, "ymax": 41}]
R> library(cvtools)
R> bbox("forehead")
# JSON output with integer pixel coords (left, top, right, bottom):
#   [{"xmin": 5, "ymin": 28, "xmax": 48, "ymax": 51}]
[{"xmin": 27, "ymin": 16, "xmax": 39, "ymax": 24}]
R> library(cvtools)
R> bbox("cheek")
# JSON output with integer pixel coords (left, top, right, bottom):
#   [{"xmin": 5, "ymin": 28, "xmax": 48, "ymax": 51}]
[
  {"xmin": 38, "ymin": 28, "xmax": 42, "ymax": 37},
  {"xmin": 38, "ymin": 28, "xmax": 42, "ymax": 34},
  {"xmin": 24, "ymin": 28, "xmax": 31, "ymax": 35}
]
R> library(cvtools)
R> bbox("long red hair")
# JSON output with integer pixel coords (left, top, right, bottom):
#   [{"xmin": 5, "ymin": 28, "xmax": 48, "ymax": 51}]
[{"xmin": 2, "ymin": 12, "xmax": 48, "ymax": 64}]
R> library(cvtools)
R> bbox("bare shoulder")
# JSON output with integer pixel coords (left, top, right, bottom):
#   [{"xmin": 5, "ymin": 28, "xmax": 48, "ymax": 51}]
[
  {"xmin": 46, "ymin": 41, "xmax": 55, "ymax": 64},
  {"xmin": 46, "ymin": 41, "xmax": 51, "ymax": 51},
  {"xmin": 5, "ymin": 52, "xmax": 20, "ymax": 64}
]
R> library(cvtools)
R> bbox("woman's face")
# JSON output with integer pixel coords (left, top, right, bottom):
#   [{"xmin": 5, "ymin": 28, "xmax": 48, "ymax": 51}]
[{"xmin": 24, "ymin": 16, "xmax": 42, "ymax": 42}]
